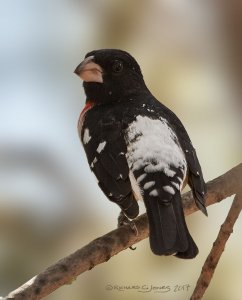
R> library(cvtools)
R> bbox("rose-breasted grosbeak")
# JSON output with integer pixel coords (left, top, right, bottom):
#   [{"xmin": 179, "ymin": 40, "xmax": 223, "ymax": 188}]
[{"xmin": 74, "ymin": 49, "xmax": 207, "ymax": 259}]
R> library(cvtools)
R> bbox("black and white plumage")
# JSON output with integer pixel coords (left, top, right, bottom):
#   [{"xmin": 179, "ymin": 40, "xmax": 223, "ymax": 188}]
[{"xmin": 74, "ymin": 49, "xmax": 207, "ymax": 259}]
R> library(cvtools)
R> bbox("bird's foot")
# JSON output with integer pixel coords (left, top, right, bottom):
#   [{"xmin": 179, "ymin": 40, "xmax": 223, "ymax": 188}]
[{"xmin": 118, "ymin": 211, "xmax": 138, "ymax": 250}]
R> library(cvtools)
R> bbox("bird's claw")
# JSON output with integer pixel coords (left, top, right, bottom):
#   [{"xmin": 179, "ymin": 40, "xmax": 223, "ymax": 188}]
[
  {"xmin": 118, "ymin": 211, "xmax": 139, "ymax": 250},
  {"xmin": 128, "ymin": 220, "xmax": 139, "ymax": 236}
]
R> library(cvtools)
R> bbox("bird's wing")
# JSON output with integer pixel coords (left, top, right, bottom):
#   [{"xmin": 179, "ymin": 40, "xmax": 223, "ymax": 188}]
[
  {"xmin": 156, "ymin": 103, "xmax": 207, "ymax": 215},
  {"xmin": 79, "ymin": 110, "xmax": 139, "ymax": 219},
  {"xmin": 124, "ymin": 114, "xmax": 198, "ymax": 258}
]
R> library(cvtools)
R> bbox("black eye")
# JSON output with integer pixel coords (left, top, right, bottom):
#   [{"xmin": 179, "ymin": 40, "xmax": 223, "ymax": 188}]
[{"xmin": 112, "ymin": 60, "xmax": 123, "ymax": 73}]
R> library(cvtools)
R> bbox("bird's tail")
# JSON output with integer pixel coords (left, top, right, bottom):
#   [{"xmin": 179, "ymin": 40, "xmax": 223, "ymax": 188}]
[{"xmin": 144, "ymin": 192, "xmax": 198, "ymax": 259}]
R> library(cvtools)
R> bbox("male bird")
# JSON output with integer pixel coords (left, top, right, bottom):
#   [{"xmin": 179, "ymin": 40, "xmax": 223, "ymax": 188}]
[{"xmin": 74, "ymin": 49, "xmax": 207, "ymax": 259}]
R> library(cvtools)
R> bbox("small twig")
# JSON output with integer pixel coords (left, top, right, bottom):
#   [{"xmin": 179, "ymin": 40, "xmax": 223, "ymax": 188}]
[
  {"xmin": 190, "ymin": 192, "xmax": 242, "ymax": 300},
  {"xmin": 3, "ymin": 164, "xmax": 242, "ymax": 300}
]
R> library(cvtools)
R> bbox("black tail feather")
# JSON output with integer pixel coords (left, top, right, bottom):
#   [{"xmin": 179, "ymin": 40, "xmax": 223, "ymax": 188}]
[
  {"xmin": 144, "ymin": 192, "xmax": 198, "ymax": 259},
  {"xmin": 175, "ymin": 231, "xmax": 198, "ymax": 259}
]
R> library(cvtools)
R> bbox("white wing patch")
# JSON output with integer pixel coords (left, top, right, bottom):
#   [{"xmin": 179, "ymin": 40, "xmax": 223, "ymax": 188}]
[
  {"xmin": 143, "ymin": 181, "xmax": 155, "ymax": 190},
  {"xmin": 163, "ymin": 185, "xmax": 175, "ymax": 195},
  {"xmin": 91, "ymin": 157, "xmax": 98, "ymax": 168},
  {"xmin": 144, "ymin": 164, "xmax": 176, "ymax": 177},
  {"xmin": 96, "ymin": 141, "xmax": 106, "ymax": 153},
  {"xmin": 125, "ymin": 116, "xmax": 187, "ymax": 179},
  {"xmin": 137, "ymin": 173, "xmax": 147, "ymax": 183},
  {"xmin": 149, "ymin": 189, "xmax": 158, "ymax": 197},
  {"xmin": 83, "ymin": 128, "xmax": 91, "ymax": 144},
  {"xmin": 171, "ymin": 181, "xmax": 180, "ymax": 190}
]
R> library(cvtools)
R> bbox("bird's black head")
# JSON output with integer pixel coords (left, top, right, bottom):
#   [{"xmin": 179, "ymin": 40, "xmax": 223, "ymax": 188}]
[{"xmin": 74, "ymin": 49, "xmax": 147, "ymax": 104}]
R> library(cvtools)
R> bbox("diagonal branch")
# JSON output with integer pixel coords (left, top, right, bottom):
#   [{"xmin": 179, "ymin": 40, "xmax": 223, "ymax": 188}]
[
  {"xmin": 190, "ymin": 192, "xmax": 242, "ymax": 300},
  {"xmin": 3, "ymin": 163, "xmax": 242, "ymax": 300}
]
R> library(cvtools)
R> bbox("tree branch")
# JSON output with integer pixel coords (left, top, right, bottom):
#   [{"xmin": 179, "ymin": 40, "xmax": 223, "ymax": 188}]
[
  {"xmin": 190, "ymin": 192, "xmax": 242, "ymax": 300},
  {"xmin": 3, "ymin": 164, "xmax": 242, "ymax": 300}
]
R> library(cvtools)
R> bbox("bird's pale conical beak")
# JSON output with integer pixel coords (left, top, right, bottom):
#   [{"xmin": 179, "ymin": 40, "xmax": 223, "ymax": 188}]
[{"xmin": 74, "ymin": 56, "xmax": 103, "ymax": 83}]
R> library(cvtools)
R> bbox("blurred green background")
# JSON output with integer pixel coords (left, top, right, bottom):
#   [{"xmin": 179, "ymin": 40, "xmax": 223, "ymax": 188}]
[{"xmin": 0, "ymin": 1, "xmax": 241, "ymax": 299}]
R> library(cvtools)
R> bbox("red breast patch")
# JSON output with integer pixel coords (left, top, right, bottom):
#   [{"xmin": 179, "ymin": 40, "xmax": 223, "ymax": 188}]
[{"xmin": 78, "ymin": 101, "xmax": 95, "ymax": 132}]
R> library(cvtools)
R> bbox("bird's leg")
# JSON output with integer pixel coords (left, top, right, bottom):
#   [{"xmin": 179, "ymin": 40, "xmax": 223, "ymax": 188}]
[
  {"xmin": 117, "ymin": 211, "xmax": 139, "ymax": 235},
  {"xmin": 118, "ymin": 211, "xmax": 138, "ymax": 250}
]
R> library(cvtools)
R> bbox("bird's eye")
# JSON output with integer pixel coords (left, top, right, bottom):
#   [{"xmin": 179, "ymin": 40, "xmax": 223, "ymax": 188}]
[{"xmin": 112, "ymin": 60, "xmax": 123, "ymax": 73}]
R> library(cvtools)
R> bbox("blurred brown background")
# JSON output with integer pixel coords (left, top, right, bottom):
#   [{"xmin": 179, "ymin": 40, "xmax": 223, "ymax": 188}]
[{"xmin": 0, "ymin": 1, "xmax": 241, "ymax": 299}]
